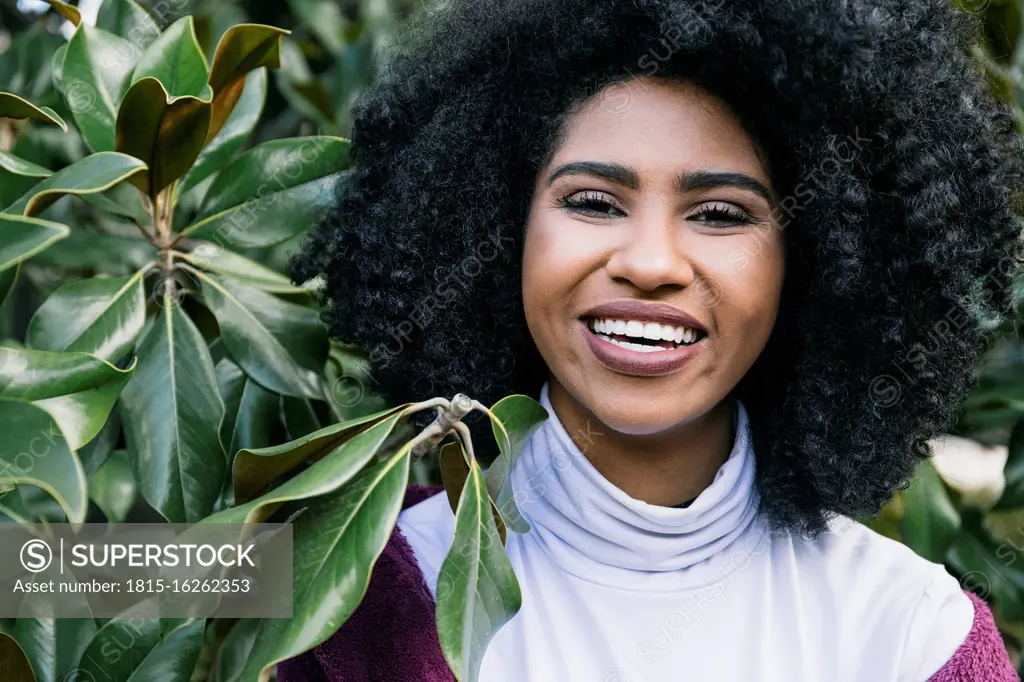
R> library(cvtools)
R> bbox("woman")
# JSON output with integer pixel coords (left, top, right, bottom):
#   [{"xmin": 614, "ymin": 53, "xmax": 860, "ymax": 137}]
[{"xmin": 281, "ymin": 0, "xmax": 1023, "ymax": 679}]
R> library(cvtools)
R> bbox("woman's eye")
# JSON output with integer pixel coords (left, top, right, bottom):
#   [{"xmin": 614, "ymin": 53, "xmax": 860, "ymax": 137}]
[
  {"xmin": 557, "ymin": 191, "xmax": 624, "ymax": 217},
  {"xmin": 690, "ymin": 201, "xmax": 753, "ymax": 227}
]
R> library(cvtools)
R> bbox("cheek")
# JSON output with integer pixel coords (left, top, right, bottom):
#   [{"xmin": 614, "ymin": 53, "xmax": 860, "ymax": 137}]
[
  {"xmin": 706, "ymin": 231, "xmax": 785, "ymax": 334},
  {"xmin": 522, "ymin": 210, "xmax": 601, "ymax": 312}
]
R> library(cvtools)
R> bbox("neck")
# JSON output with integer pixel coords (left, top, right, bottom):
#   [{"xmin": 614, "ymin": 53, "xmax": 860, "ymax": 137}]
[{"xmin": 547, "ymin": 378, "xmax": 737, "ymax": 507}]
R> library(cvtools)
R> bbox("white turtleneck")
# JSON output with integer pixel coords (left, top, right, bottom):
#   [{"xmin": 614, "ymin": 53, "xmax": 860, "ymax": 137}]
[{"xmin": 397, "ymin": 382, "xmax": 974, "ymax": 681}]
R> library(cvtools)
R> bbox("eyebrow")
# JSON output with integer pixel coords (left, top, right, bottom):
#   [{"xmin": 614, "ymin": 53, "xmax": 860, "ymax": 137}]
[{"xmin": 545, "ymin": 161, "xmax": 774, "ymax": 205}]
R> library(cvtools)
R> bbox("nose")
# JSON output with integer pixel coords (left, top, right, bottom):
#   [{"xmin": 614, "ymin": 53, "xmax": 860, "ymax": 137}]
[{"xmin": 603, "ymin": 206, "xmax": 696, "ymax": 291}]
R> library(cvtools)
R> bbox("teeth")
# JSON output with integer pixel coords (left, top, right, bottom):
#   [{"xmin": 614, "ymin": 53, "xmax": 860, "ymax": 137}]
[
  {"xmin": 596, "ymin": 334, "xmax": 666, "ymax": 352},
  {"xmin": 587, "ymin": 317, "xmax": 701, "ymax": 345}
]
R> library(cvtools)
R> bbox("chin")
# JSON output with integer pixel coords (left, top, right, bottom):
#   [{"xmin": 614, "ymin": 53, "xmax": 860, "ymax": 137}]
[{"xmin": 584, "ymin": 399, "xmax": 691, "ymax": 437}]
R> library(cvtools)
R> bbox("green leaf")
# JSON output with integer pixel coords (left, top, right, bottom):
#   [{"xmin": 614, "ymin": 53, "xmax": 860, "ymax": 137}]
[
  {"xmin": 437, "ymin": 459, "xmax": 522, "ymax": 682},
  {"xmin": 239, "ymin": 447, "xmax": 410, "ymax": 681},
  {"xmin": 0, "ymin": 214, "xmax": 70, "ymax": 273},
  {"xmin": 206, "ymin": 24, "xmax": 288, "ymax": 142},
  {"xmin": 0, "ymin": 264, "xmax": 19, "ymax": 307},
  {"xmin": 0, "ymin": 631, "xmax": 35, "ymax": 682},
  {"xmin": 213, "ymin": 618, "xmax": 258, "ymax": 682},
  {"xmin": 41, "ymin": 0, "xmax": 81, "ymax": 25},
  {"xmin": 0, "ymin": 402, "xmax": 88, "ymax": 525},
  {"xmin": 4, "ymin": 152, "xmax": 148, "ymax": 218},
  {"xmin": 115, "ymin": 77, "xmax": 212, "ymax": 196},
  {"xmin": 900, "ymin": 459, "xmax": 961, "ymax": 562},
  {"xmin": 215, "ymin": 359, "xmax": 280, "ymax": 459},
  {"xmin": 15, "ymin": 613, "xmax": 96, "ymax": 682},
  {"xmin": 998, "ymin": 416, "xmax": 1024, "ymax": 509},
  {"xmin": 51, "ymin": 44, "xmax": 66, "ymax": 94},
  {"xmin": 126, "ymin": 619, "xmax": 204, "ymax": 682},
  {"xmin": 132, "ymin": 16, "xmax": 210, "ymax": 100},
  {"xmin": 282, "ymin": 395, "xmax": 324, "ymax": 441},
  {"xmin": 62, "ymin": 25, "xmax": 140, "ymax": 152},
  {"xmin": 482, "ymin": 395, "xmax": 549, "ymax": 534},
  {"xmin": 0, "ymin": 346, "xmax": 135, "ymax": 450},
  {"xmin": 208, "ymin": 409, "xmax": 404, "ymax": 523},
  {"xmin": 0, "ymin": 150, "xmax": 52, "ymax": 212},
  {"xmin": 181, "ymin": 241, "xmax": 305, "ymax": 294},
  {"xmin": 26, "ymin": 271, "xmax": 146, "ymax": 363},
  {"xmin": 78, "ymin": 405, "xmax": 121, "ymax": 476},
  {"xmin": 232, "ymin": 403, "xmax": 405, "ymax": 503},
  {"xmin": 88, "ymin": 449, "xmax": 136, "ymax": 522},
  {"xmin": 75, "ymin": 601, "xmax": 159, "ymax": 682},
  {"xmin": 947, "ymin": 511, "xmax": 1024, "ymax": 620},
  {"xmin": 286, "ymin": 0, "xmax": 349, "ymax": 56},
  {"xmin": 179, "ymin": 68, "xmax": 267, "ymax": 196},
  {"xmin": 80, "ymin": 181, "xmax": 151, "ymax": 227},
  {"xmin": 120, "ymin": 302, "xmax": 226, "ymax": 523},
  {"xmin": 30, "ymin": 229, "xmax": 154, "ymax": 274},
  {"xmin": 0, "ymin": 92, "xmax": 68, "ymax": 132},
  {"xmin": 95, "ymin": 0, "xmax": 161, "ymax": 50},
  {"xmin": 0, "ymin": 151, "xmax": 52, "ymax": 180},
  {"xmin": 180, "ymin": 137, "xmax": 350, "ymax": 248},
  {"xmin": 195, "ymin": 272, "xmax": 328, "ymax": 399}
]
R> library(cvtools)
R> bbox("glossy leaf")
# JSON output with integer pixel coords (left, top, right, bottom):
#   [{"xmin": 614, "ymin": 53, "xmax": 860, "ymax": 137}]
[
  {"xmin": 0, "ymin": 150, "xmax": 52, "ymax": 212},
  {"xmin": 286, "ymin": 0, "xmax": 348, "ymax": 56},
  {"xmin": 0, "ymin": 214, "xmax": 69, "ymax": 274},
  {"xmin": 998, "ymin": 416, "xmax": 1024, "ymax": 509},
  {"xmin": 214, "ymin": 618, "xmax": 258, "ymax": 682},
  {"xmin": 442, "ymin": 439, "xmax": 507, "ymax": 544},
  {"xmin": 75, "ymin": 601, "xmax": 159, "ymax": 682},
  {"xmin": 41, "ymin": 0, "xmax": 81, "ymax": 25},
  {"xmin": 900, "ymin": 459, "xmax": 961, "ymax": 562},
  {"xmin": 95, "ymin": 0, "xmax": 161, "ymax": 49},
  {"xmin": 0, "ymin": 264, "xmax": 17, "ymax": 307},
  {"xmin": 81, "ymin": 181, "xmax": 151, "ymax": 227},
  {"xmin": 51, "ymin": 44, "xmax": 66, "ymax": 93},
  {"xmin": 181, "ymin": 136, "xmax": 350, "ymax": 248},
  {"xmin": 239, "ymin": 446, "xmax": 410, "ymax": 681},
  {"xmin": 78, "ymin": 406, "xmax": 121, "ymax": 477},
  {"xmin": 125, "ymin": 619, "xmax": 204, "ymax": 682},
  {"xmin": 179, "ymin": 68, "xmax": 267, "ymax": 196},
  {"xmin": 15, "ymin": 609, "xmax": 96, "ymax": 682},
  {"xmin": 0, "ymin": 401, "xmax": 88, "ymax": 526},
  {"xmin": 196, "ymin": 272, "xmax": 328, "ymax": 399},
  {"xmin": 482, "ymin": 395, "xmax": 549, "ymax": 534},
  {"xmin": 947, "ymin": 512, "xmax": 1024, "ymax": 621},
  {"xmin": 0, "ymin": 92, "xmax": 68, "ymax": 132},
  {"xmin": 88, "ymin": 450, "xmax": 136, "ymax": 522},
  {"xmin": 232, "ymin": 403, "xmax": 405, "ymax": 503},
  {"xmin": 115, "ymin": 77, "xmax": 212, "ymax": 196},
  {"xmin": 0, "ymin": 346, "xmax": 134, "ymax": 451},
  {"xmin": 437, "ymin": 459, "xmax": 523, "ymax": 682},
  {"xmin": 62, "ymin": 25, "xmax": 140, "ymax": 151},
  {"xmin": 120, "ymin": 302, "xmax": 226, "ymax": 523},
  {"xmin": 208, "ymin": 410, "xmax": 404, "ymax": 524},
  {"xmin": 282, "ymin": 395, "xmax": 324, "ymax": 441},
  {"xmin": 131, "ymin": 16, "xmax": 210, "ymax": 100},
  {"xmin": 0, "ymin": 631, "xmax": 34, "ymax": 682},
  {"xmin": 215, "ymin": 359, "xmax": 280, "ymax": 460},
  {"xmin": 4, "ymin": 152, "xmax": 148, "ymax": 217},
  {"xmin": 26, "ymin": 271, "xmax": 146, "ymax": 363},
  {"xmin": 206, "ymin": 24, "xmax": 288, "ymax": 142},
  {"xmin": 181, "ymin": 241, "xmax": 306, "ymax": 294}
]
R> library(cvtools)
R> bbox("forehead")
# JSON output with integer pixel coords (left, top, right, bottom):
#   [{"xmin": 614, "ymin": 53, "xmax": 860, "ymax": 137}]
[{"xmin": 549, "ymin": 77, "xmax": 770, "ymax": 186}]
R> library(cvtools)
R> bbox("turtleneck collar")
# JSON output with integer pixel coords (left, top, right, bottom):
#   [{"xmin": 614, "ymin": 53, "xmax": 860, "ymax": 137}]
[{"xmin": 509, "ymin": 381, "xmax": 761, "ymax": 590}]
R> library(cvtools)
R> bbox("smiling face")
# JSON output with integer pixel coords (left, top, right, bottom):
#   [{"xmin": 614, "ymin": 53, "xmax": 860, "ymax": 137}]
[{"xmin": 522, "ymin": 77, "xmax": 785, "ymax": 438}]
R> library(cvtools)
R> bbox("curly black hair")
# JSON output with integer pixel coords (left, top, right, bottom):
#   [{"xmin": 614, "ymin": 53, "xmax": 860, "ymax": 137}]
[{"xmin": 292, "ymin": 0, "xmax": 1024, "ymax": 535}]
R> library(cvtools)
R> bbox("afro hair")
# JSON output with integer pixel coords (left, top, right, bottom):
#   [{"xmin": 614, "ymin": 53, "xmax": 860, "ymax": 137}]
[{"xmin": 293, "ymin": 0, "xmax": 1024, "ymax": 535}]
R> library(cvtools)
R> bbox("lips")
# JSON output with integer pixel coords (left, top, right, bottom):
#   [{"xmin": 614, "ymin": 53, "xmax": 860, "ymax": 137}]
[{"xmin": 579, "ymin": 300, "xmax": 707, "ymax": 332}]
